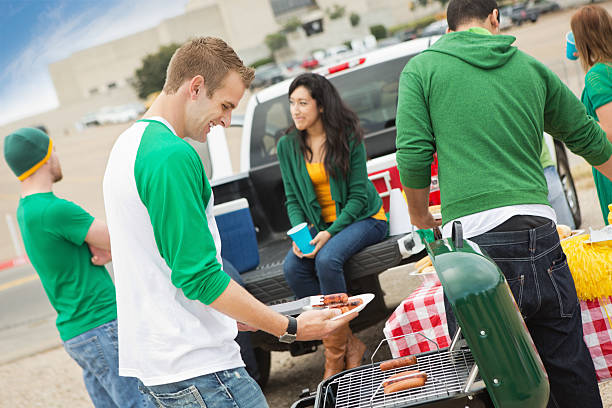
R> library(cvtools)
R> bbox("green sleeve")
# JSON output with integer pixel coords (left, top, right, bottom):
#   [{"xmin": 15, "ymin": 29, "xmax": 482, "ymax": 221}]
[
  {"xmin": 540, "ymin": 139, "xmax": 555, "ymax": 169},
  {"xmin": 135, "ymin": 145, "xmax": 230, "ymax": 305},
  {"xmin": 277, "ymin": 136, "xmax": 307, "ymax": 227},
  {"xmin": 395, "ymin": 68, "xmax": 435, "ymax": 189},
  {"xmin": 44, "ymin": 199, "xmax": 94, "ymax": 246},
  {"xmin": 542, "ymin": 65, "xmax": 612, "ymax": 166},
  {"xmin": 326, "ymin": 141, "xmax": 369, "ymax": 236},
  {"xmin": 586, "ymin": 64, "xmax": 612, "ymax": 113}
]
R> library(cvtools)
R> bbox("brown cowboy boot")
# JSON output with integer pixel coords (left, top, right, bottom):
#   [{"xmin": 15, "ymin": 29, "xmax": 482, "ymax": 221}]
[
  {"xmin": 322, "ymin": 325, "xmax": 349, "ymax": 379},
  {"xmin": 345, "ymin": 328, "xmax": 367, "ymax": 369}
]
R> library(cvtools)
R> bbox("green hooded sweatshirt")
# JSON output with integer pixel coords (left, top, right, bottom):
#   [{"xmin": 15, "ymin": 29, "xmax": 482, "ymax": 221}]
[{"xmin": 396, "ymin": 30, "xmax": 612, "ymax": 225}]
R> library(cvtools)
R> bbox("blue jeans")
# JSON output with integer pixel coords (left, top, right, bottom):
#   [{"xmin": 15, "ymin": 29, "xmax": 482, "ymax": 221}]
[
  {"xmin": 283, "ymin": 218, "xmax": 388, "ymax": 297},
  {"xmin": 139, "ymin": 367, "xmax": 268, "ymax": 408},
  {"xmin": 544, "ymin": 166, "xmax": 575, "ymax": 229},
  {"xmin": 446, "ymin": 220, "xmax": 601, "ymax": 408},
  {"xmin": 223, "ymin": 258, "xmax": 261, "ymax": 384},
  {"xmin": 63, "ymin": 319, "xmax": 153, "ymax": 408}
]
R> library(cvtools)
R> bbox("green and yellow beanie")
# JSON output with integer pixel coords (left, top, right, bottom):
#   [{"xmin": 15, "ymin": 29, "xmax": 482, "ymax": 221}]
[{"xmin": 3, "ymin": 127, "xmax": 53, "ymax": 180}]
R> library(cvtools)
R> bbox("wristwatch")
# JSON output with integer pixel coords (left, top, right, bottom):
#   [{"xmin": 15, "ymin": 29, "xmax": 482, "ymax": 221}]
[{"xmin": 278, "ymin": 316, "xmax": 298, "ymax": 343}]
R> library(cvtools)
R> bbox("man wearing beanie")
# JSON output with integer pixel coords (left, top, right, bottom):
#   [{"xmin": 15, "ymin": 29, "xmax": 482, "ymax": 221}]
[
  {"xmin": 3, "ymin": 127, "xmax": 153, "ymax": 408},
  {"xmin": 396, "ymin": 0, "xmax": 612, "ymax": 407}
]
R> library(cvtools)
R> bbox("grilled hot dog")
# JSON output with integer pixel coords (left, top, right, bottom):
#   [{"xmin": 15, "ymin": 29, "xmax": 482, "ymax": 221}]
[
  {"xmin": 382, "ymin": 370, "xmax": 419, "ymax": 387},
  {"xmin": 379, "ymin": 355, "xmax": 417, "ymax": 371},
  {"xmin": 323, "ymin": 293, "xmax": 349, "ymax": 306},
  {"xmin": 383, "ymin": 373, "xmax": 427, "ymax": 394}
]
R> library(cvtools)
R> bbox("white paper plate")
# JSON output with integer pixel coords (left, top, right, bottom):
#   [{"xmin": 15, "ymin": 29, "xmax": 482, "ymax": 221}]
[{"xmin": 313, "ymin": 293, "xmax": 375, "ymax": 321}]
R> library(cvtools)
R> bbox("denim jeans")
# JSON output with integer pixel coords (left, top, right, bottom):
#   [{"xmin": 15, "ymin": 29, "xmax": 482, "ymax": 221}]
[
  {"xmin": 544, "ymin": 166, "xmax": 575, "ymax": 229},
  {"xmin": 139, "ymin": 367, "xmax": 268, "ymax": 408},
  {"xmin": 223, "ymin": 259, "xmax": 261, "ymax": 384},
  {"xmin": 63, "ymin": 319, "xmax": 154, "ymax": 408},
  {"xmin": 283, "ymin": 218, "xmax": 388, "ymax": 297},
  {"xmin": 445, "ymin": 220, "xmax": 601, "ymax": 408}
]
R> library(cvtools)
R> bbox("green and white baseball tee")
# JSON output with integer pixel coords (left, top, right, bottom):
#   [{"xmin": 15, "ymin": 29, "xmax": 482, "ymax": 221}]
[{"xmin": 103, "ymin": 117, "xmax": 242, "ymax": 386}]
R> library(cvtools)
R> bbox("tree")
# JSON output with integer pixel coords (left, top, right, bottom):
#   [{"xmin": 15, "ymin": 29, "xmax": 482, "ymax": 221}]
[
  {"xmin": 283, "ymin": 17, "xmax": 302, "ymax": 33},
  {"xmin": 370, "ymin": 24, "xmax": 388, "ymax": 40},
  {"xmin": 349, "ymin": 12, "xmax": 360, "ymax": 27},
  {"xmin": 327, "ymin": 4, "xmax": 346, "ymax": 19},
  {"xmin": 265, "ymin": 32, "xmax": 288, "ymax": 52},
  {"xmin": 133, "ymin": 43, "xmax": 180, "ymax": 99}
]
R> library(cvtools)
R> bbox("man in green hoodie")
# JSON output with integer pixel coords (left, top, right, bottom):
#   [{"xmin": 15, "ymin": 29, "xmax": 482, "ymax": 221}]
[{"xmin": 396, "ymin": 0, "xmax": 612, "ymax": 407}]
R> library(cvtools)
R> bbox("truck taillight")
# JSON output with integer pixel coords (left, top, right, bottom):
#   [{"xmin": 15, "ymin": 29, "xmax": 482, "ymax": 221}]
[{"xmin": 327, "ymin": 57, "xmax": 366, "ymax": 74}]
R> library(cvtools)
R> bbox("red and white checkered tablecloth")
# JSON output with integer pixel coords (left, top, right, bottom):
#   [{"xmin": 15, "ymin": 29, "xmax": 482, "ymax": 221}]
[
  {"xmin": 383, "ymin": 279, "xmax": 450, "ymax": 357},
  {"xmin": 581, "ymin": 297, "xmax": 612, "ymax": 381},
  {"xmin": 384, "ymin": 281, "xmax": 612, "ymax": 382}
]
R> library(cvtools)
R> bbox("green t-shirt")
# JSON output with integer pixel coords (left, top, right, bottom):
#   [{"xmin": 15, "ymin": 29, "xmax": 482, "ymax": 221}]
[
  {"xmin": 17, "ymin": 193, "xmax": 117, "ymax": 341},
  {"xmin": 582, "ymin": 62, "xmax": 612, "ymax": 224}
]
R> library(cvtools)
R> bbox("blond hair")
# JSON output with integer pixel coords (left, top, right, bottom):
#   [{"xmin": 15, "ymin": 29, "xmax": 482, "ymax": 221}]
[
  {"xmin": 163, "ymin": 37, "xmax": 254, "ymax": 96},
  {"xmin": 570, "ymin": 5, "xmax": 612, "ymax": 72}
]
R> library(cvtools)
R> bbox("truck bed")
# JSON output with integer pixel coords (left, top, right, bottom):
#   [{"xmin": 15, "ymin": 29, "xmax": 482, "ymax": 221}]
[{"xmin": 241, "ymin": 233, "xmax": 424, "ymax": 307}]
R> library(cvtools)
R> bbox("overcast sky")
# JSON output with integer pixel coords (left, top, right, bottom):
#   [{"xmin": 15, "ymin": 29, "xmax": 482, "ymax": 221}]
[{"xmin": 0, "ymin": 0, "xmax": 189, "ymax": 125}]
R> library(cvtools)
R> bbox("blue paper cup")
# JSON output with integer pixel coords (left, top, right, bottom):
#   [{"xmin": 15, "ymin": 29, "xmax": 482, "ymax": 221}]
[
  {"xmin": 287, "ymin": 223, "xmax": 315, "ymax": 254},
  {"xmin": 566, "ymin": 31, "xmax": 578, "ymax": 60}
]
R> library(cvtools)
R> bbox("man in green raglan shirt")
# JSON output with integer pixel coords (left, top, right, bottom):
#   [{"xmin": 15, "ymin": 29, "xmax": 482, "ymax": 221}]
[
  {"xmin": 103, "ymin": 37, "xmax": 354, "ymax": 408},
  {"xmin": 396, "ymin": 0, "xmax": 612, "ymax": 407},
  {"xmin": 3, "ymin": 128, "xmax": 152, "ymax": 407}
]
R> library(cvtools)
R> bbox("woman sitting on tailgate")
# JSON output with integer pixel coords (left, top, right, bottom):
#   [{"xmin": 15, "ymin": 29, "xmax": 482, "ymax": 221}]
[{"xmin": 277, "ymin": 73, "xmax": 388, "ymax": 379}]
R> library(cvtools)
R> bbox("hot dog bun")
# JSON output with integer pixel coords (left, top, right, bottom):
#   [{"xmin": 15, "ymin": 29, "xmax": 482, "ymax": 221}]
[
  {"xmin": 557, "ymin": 224, "xmax": 572, "ymax": 240},
  {"xmin": 414, "ymin": 256, "xmax": 432, "ymax": 270},
  {"xmin": 379, "ymin": 355, "xmax": 417, "ymax": 371}
]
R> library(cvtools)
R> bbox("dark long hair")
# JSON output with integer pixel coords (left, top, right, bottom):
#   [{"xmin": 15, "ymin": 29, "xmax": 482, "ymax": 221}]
[{"xmin": 287, "ymin": 73, "xmax": 363, "ymax": 179}]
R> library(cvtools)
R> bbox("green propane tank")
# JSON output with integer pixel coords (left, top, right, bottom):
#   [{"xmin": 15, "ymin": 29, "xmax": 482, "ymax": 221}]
[{"xmin": 427, "ymin": 222, "xmax": 549, "ymax": 408}]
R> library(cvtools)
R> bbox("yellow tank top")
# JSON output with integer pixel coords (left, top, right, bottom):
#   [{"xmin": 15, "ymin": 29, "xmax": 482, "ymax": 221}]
[{"xmin": 305, "ymin": 162, "xmax": 386, "ymax": 223}]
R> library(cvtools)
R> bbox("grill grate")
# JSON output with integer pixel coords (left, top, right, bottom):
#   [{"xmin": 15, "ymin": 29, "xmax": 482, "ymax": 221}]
[{"xmin": 325, "ymin": 348, "xmax": 475, "ymax": 408}]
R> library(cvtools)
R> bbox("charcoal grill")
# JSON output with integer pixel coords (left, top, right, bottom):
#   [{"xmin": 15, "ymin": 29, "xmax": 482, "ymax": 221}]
[
  {"xmin": 292, "ymin": 222, "xmax": 549, "ymax": 408},
  {"xmin": 313, "ymin": 331, "xmax": 491, "ymax": 408}
]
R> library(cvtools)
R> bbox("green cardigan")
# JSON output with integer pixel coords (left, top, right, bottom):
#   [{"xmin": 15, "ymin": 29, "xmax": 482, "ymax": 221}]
[{"xmin": 277, "ymin": 131, "xmax": 383, "ymax": 236}]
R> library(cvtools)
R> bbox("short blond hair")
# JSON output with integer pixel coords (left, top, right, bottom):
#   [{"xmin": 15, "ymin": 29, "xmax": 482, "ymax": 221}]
[{"xmin": 163, "ymin": 37, "xmax": 254, "ymax": 96}]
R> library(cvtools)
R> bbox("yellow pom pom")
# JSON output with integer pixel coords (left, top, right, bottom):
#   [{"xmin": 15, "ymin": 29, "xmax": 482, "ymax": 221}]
[{"xmin": 561, "ymin": 234, "xmax": 612, "ymax": 301}]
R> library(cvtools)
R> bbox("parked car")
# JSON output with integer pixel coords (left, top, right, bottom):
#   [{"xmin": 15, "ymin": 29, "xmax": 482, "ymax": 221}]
[
  {"xmin": 419, "ymin": 19, "xmax": 448, "ymax": 37},
  {"xmin": 377, "ymin": 36, "xmax": 403, "ymax": 48},
  {"xmin": 251, "ymin": 63, "xmax": 285, "ymax": 89},
  {"xmin": 396, "ymin": 28, "xmax": 418, "ymax": 42},
  {"xmin": 528, "ymin": 0, "xmax": 561, "ymax": 14},
  {"xmin": 510, "ymin": 4, "xmax": 539, "ymax": 25},
  {"xmin": 78, "ymin": 112, "xmax": 101, "ymax": 128},
  {"xmin": 279, "ymin": 60, "xmax": 305, "ymax": 79},
  {"xmin": 300, "ymin": 56, "xmax": 319, "ymax": 69},
  {"xmin": 499, "ymin": 12, "xmax": 513, "ymax": 30},
  {"xmin": 96, "ymin": 103, "xmax": 145, "ymax": 125}
]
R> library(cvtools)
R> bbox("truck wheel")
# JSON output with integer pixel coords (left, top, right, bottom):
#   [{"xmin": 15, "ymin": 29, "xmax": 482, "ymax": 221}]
[
  {"xmin": 555, "ymin": 143, "xmax": 582, "ymax": 228},
  {"xmin": 254, "ymin": 347, "xmax": 271, "ymax": 389}
]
